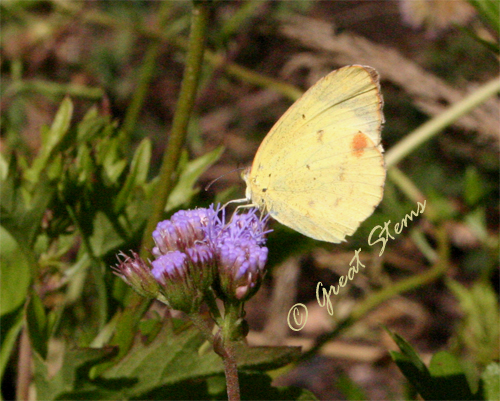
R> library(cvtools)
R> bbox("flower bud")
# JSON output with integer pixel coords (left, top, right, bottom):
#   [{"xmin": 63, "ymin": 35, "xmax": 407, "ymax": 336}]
[{"xmin": 113, "ymin": 251, "xmax": 160, "ymax": 299}]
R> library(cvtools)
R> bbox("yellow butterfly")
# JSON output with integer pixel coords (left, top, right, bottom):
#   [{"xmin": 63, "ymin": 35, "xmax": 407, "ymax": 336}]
[{"xmin": 242, "ymin": 65, "xmax": 385, "ymax": 243}]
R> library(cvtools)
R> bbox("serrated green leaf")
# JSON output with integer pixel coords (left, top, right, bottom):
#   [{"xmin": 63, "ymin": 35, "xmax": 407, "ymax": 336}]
[
  {"xmin": 165, "ymin": 146, "xmax": 225, "ymax": 212},
  {"xmin": 481, "ymin": 362, "xmax": 500, "ymax": 401},
  {"xmin": 101, "ymin": 323, "xmax": 300, "ymax": 398},
  {"xmin": 447, "ymin": 280, "xmax": 500, "ymax": 367}
]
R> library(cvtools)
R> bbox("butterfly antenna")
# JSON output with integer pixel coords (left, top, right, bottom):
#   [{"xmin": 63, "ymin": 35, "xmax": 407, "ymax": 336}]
[{"xmin": 204, "ymin": 167, "xmax": 246, "ymax": 191}]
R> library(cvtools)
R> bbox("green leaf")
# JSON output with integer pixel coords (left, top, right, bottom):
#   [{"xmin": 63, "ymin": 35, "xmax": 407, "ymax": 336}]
[
  {"xmin": 385, "ymin": 327, "xmax": 429, "ymax": 374},
  {"xmin": 88, "ymin": 212, "xmax": 126, "ymax": 258},
  {"xmin": 447, "ymin": 280, "xmax": 500, "ymax": 366},
  {"xmin": 97, "ymin": 137, "xmax": 127, "ymax": 184},
  {"xmin": 165, "ymin": 146, "xmax": 224, "ymax": 212},
  {"xmin": 466, "ymin": 0, "xmax": 499, "ymax": 53},
  {"xmin": 1, "ymin": 164, "xmax": 55, "ymax": 247},
  {"xmin": 428, "ymin": 351, "xmax": 475, "ymax": 400},
  {"xmin": 114, "ymin": 138, "xmax": 152, "ymax": 213},
  {"xmin": 336, "ymin": 373, "xmax": 368, "ymax": 400},
  {"xmin": 77, "ymin": 107, "xmax": 110, "ymax": 143},
  {"xmin": 0, "ymin": 306, "xmax": 24, "ymax": 388},
  {"xmin": 33, "ymin": 344, "xmax": 116, "ymax": 401},
  {"xmin": 100, "ymin": 323, "xmax": 300, "ymax": 398},
  {"xmin": 0, "ymin": 226, "xmax": 31, "ymax": 315},
  {"xmin": 386, "ymin": 328, "xmax": 434, "ymax": 400},
  {"xmin": 387, "ymin": 328, "xmax": 479, "ymax": 400},
  {"xmin": 26, "ymin": 291, "xmax": 49, "ymax": 359},
  {"xmin": 468, "ymin": 0, "xmax": 499, "ymax": 35},
  {"xmin": 481, "ymin": 363, "xmax": 500, "ymax": 401},
  {"xmin": 136, "ymin": 371, "xmax": 319, "ymax": 401},
  {"xmin": 25, "ymin": 97, "xmax": 74, "ymax": 182},
  {"xmin": 0, "ymin": 152, "xmax": 8, "ymax": 181},
  {"xmin": 464, "ymin": 167, "xmax": 487, "ymax": 206}
]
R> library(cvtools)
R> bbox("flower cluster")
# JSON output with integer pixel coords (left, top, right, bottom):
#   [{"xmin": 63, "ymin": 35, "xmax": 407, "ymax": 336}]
[{"xmin": 113, "ymin": 205, "xmax": 270, "ymax": 313}]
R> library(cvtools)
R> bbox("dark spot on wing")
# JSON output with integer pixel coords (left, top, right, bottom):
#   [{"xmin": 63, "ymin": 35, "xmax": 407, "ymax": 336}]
[{"xmin": 316, "ymin": 130, "xmax": 324, "ymax": 143}]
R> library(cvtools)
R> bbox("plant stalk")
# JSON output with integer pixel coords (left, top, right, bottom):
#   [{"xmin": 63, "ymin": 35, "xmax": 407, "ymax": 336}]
[
  {"xmin": 140, "ymin": 1, "xmax": 210, "ymax": 256},
  {"xmin": 385, "ymin": 76, "xmax": 500, "ymax": 168}
]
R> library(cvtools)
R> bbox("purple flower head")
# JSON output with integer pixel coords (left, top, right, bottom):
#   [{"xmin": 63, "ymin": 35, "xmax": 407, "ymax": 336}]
[
  {"xmin": 113, "ymin": 251, "xmax": 160, "ymax": 299},
  {"xmin": 152, "ymin": 208, "xmax": 218, "ymax": 256},
  {"xmin": 113, "ymin": 204, "xmax": 271, "ymax": 309},
  {"xmin": 151, "ymin": 251, "xmax": 188, "ymax": 284},
  {"xmin": 215, "ymin": 208, "xmax": 271, "ymax": 301},
  {"xmin": 151, "ymin": 250, "xmax": 207, "ymax": 312}
]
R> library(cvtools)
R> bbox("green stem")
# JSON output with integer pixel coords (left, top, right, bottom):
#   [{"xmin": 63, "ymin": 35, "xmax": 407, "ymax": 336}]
[
  {"xmin": 4, "ymin": 80, "xmax": 104, "ymax": 100},
  {"xmin": 388, "ymin": 167, "xmax": 438, "ymax": 222},
  {"xmin": 122, "ymin": 2, "xmax": 173, "ymax": 139},
  {"xmin": 385, "ymin": 76, "xmax": 500, "ymax": 168},
  {"xmin": 221, "ymin": 301, "xmax": 241, "ymax": 401},
  {"xmin": 221, "ymin": 340, "xmax": 240, "ymax": 401},
  {"xmin": 299, "ymin": 225, "xmax": 450, "ymax": 362},
  {"xmin": 140, "ymin": 1, "xmax": 210, "ymax": 256},
  {"xmin": 107, "ymin": 1, "xmax": 210, "ymax": 364}
]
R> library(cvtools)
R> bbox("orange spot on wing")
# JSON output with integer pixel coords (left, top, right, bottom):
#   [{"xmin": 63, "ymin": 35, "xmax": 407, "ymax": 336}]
[{"xmin": 351, "ymin": 131, "xmax": 367, "ymax": 158}]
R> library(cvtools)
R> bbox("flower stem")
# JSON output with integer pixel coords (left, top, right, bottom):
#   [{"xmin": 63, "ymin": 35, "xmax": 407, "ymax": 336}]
[
  {"xmin": 109, "ymin": 1, "xmax": 210, "ymax": 362},
  {"xmin": 220, "ymin": 301, "xmax": 241, "ymax": 401},
  {"xmin": 385, "ymin": 76, "xmax": 500, "ymax": 168},
  {"xmin": 140, "ymin": 1, "xmax": 210, "ymax": 257},
  {"xmin": 221, "ymin": 340, "xmax": 240, "ymax": 401},
  {"xmin": 215, "ymin": 301, "xmax": 240, "ymax": 401}
]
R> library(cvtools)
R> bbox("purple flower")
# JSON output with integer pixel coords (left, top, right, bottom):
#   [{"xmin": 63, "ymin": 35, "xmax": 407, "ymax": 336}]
[
  {"xmin": 151, "ymin": 250, "xmax": 207, "ymax": 312},
  {"xmin": 215, "ymin": 208, "xmax": 271, "ymax": 301},
  {"xmin": 113, "ymin": 204, "xmax": 270, "ymax": 310},
  {"xmin": 113, "ymin": 251, "xmax": 160, "ymax": 299},
  {"xmin": 152, "ymin": 208, "xmax": 217, "ymax": 256}
]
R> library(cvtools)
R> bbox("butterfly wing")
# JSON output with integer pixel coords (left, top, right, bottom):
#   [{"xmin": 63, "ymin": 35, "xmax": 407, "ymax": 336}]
[{"xmin": 247, "ymin": 65, "xmax": 385, "ymax": 243}]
